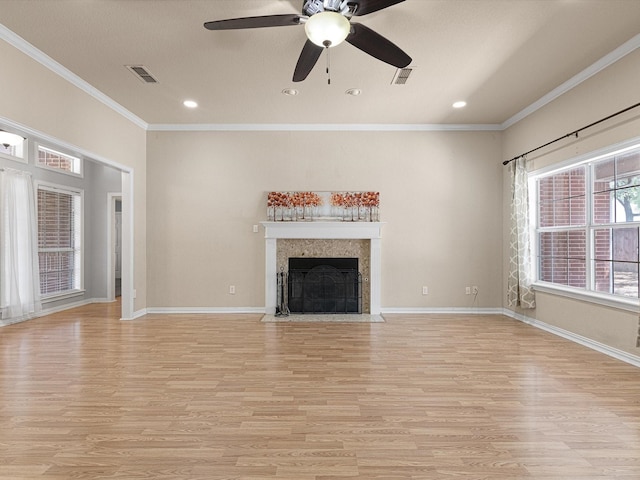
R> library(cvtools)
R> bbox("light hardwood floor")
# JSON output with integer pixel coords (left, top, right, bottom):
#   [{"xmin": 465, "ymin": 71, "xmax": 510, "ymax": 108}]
[{"xmin": 1, "ymin": 303, "xmax": 639, "ymax": 479}]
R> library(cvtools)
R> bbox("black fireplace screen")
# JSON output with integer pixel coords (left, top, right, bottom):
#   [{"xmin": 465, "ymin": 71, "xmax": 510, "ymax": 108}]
[{"xmin": 280, "ymin": 258, "xmax": 362, "ymax": 315}]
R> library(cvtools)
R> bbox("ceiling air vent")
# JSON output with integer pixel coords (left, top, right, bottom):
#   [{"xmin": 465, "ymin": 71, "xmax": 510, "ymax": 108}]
[
  {"xmin": 126, "ymin": 65, "xmax": 158, "ymax": 84},
  {"xmin": 392, "ymin": 67, "xmax": 413, "ymax": 85}
]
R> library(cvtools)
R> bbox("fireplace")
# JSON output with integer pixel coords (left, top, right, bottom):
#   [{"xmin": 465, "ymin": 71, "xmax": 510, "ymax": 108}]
[
  {"xmin": 261, "ymin": 221, "xmax": 384, "ymax": 315},
  {"xmin": 288, "ymin": 257, "xmax": 361, "ymax": 314}
]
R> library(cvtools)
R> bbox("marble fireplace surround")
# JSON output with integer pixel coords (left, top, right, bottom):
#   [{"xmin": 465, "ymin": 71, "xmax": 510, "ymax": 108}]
[{"xmin": 261, "ymin": 222, "xmax": 384, "ymax": 315}]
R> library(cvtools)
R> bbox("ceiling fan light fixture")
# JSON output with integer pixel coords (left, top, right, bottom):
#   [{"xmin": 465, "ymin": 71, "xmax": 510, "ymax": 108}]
[
  {"xmin": 0, "ymin": 130, "xmax": 24, "ymax": 148},
  {"xmin": 304, "ymin": 11, "xmax": 350, "ymax": 48}
]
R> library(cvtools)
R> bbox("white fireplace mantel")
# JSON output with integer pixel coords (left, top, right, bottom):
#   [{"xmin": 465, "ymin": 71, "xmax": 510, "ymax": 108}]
[{"xmin": 261, "ymin": 222, "xmax": 384, "ymax": 315}]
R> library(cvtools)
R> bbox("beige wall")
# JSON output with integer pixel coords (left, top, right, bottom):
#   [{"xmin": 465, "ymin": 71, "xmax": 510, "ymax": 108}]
[
  {"xmin": 2, "ymin": 17, "xmax": 637, "ymax": 361},
  {"xmin": 0, "ymin": 39, "xmax": 148, "ymax": 313},
  {"xmin": 146, "ymin": 130, "xmax": 503, "ymax": 309},
  {"xmin": 502, "ymin": 48, "xmax": 640, "ymax": 357},
  {"xmin": 9, "ymin": 21, "xmax": 637, "ymax": 359}
]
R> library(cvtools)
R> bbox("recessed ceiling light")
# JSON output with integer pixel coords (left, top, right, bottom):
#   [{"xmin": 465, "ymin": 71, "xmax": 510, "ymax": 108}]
[
  {"xmin": 345, "ymin": 88, "xmax": 362, "ymax": 96},
  {"xmin": 282, "ymin": 88, "xmax": 299, "ymax": 96},
  {"xmin": 452, "ymin": 101, "xmax": 467, "ymax": 109},
  {"xmin": 183, "ymin": 100, "xmax": 198, "ymax": 108}
]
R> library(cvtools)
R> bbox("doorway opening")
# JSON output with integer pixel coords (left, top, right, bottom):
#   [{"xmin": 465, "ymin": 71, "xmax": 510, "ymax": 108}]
[{"xmin": 107, "ymin": 193, "xmax": 123, "ymax": 302}]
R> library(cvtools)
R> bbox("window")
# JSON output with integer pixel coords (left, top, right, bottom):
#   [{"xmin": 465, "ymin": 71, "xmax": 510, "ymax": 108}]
[
  {"xmin": 534, "ymin": 143, "xmax": 640, "ymax": 300},
  {"xmin": 37, "ymin": 184, "xmax": 83, "ymax": 297},
  {"xmin": 537, "ymin": 166, "xmax": 587, "ymax": 288},
  {"xmin": 0, "ymin": 129, "xmax": 27, "ymax": 164},
  {"xmin": 36, "ymin": 145, "xmax": 82, "ymax": 176}
]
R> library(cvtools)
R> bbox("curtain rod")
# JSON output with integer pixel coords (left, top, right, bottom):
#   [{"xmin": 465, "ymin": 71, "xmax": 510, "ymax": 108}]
[{"xmin": 502, "ymin": 101, "xmax": 640, "ymax": 166}]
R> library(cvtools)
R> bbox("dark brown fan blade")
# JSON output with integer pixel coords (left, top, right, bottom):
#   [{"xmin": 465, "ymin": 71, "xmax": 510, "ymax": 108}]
[
  {"xmin": 204, "ymin": 14, "xmax": 304, "ymax": 30},
  {"xmin": 352, "ymin": 0, "xmax": 405, "ymax": 16},
  {"xmin": 346, "ymin": 23, "xmax": 411, "ymax": 68},
  {"xmin": 292, "ymin": 40, "xmax": 323, "ymax": 82}
]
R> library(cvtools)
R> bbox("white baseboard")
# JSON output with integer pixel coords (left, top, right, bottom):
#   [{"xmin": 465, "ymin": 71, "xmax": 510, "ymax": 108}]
[
  {"xmin": 5, "ymin": 300, "xmax": 638, "ymax": 369},
  {"xmin": 1, "ymin": 298, "xmax": 95, "ymax": 327},
  {"xmin": 502, "ymin": 308, "xmax": 640, "ymax": 368},
  {"xmin": 3, "ymin": 303, "xmax": 270, "ymax": 324},
  {"xmin": 91, "ymin": 297, "xmax": 113, "ymax": 304},
  {"xmin": 121, "ymin": 308, "xmax": 148, "ymax": 321},
  {"xmin": 145, "ymin": 307, "xmax": 265, "ymax": 315},
  {"xmin": 40, "ymin": 298, "xmax": 95, "ymax": 316},
  {"xmin": 381, "ymin": 307, "xmax": 505, "ymax": 315},
  {"xmin": 0, "ymin": 315, "xmax": 34, "ymax": 327}
]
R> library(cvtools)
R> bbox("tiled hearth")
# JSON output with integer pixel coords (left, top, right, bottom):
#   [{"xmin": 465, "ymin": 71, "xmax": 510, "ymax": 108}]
[
  {"xmin": 262, "ymin": 313, "xmax": 385, "ymax": 323},
  {"xmin": 261, "ymin": 222, "xmax": 384, "ymax": 315}
]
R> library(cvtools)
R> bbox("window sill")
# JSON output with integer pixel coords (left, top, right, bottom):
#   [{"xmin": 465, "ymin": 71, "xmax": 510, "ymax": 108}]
[
  {"xmin": 36, "ymin": 163, "xmax": 83, "ymax": 178},
  {"xmin": 42, "ymin": 289, "xmax": 86, "ymax": 304},
  {"xmin": 0, "ymin": 151, "xmax": 27, "ymax": 164},
  {"xmin": 532, "ymin": 282, "xmax": 639, "ymax": 313}
]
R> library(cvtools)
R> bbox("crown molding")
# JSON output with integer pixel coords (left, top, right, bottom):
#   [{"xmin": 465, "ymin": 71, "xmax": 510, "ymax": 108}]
[
  {"xmin": 3, "ymin": 22, "xmax": 638, "ymax": 133},
  {"xmin": 501, "ymin": 32, "xmax": 640, "ymax": 130},
  {"xmin": 0, "ymin": 24, "xmax": 148, "ymax": 131},
  {"xmin": 147, "ymin": 123, "xmax": 502, "ymax": 132}
]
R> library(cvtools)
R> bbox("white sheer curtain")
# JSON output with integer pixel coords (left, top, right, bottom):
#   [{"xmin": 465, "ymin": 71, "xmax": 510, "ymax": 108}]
[
  {"xmin": 507, "ymin": 156, "xmax": 536, "ymax": 309},
  {"xmin": 0, "ymin": 168, "xmax": 42, "ymax": 321}
]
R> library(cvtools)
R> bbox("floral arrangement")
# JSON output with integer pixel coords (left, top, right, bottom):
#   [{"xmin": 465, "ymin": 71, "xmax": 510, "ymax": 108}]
[
  {"xmin": 268, "ymin": 191, "xmax": 379, "ymax": 222},
  {"xmin": 330, "ymin": 191, "xmax": 380, "ymax": 221}
]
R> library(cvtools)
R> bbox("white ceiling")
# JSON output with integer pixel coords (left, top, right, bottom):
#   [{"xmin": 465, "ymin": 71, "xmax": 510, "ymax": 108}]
[{"xmin": 1, "ymin": 0, "xmax": 639, "ymax": 127}]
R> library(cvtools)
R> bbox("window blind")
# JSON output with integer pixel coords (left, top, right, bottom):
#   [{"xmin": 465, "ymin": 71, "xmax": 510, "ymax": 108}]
[{"xmin": 37, "ymin": 186, "xmax": 82, "ymax": 296}]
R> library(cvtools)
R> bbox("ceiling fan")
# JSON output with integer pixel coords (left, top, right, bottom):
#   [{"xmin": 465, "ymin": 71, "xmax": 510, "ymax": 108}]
[{"xmin": 204, "ymin": 0, "xmax": 412, "ymax": 82}]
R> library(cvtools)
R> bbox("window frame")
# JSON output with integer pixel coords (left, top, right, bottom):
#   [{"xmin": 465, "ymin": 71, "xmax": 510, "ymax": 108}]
[
  {"xmin": 35, "ymin": 143, "xmax": 84, "ymax": 178},
  {"xmin": 35, "ymin": 180, "xmax": 85, "ymax": 301},
  {"xmin": 530, "ymin": 137, "xmax": 640, "ymax": 312},
  {"xmin": 0, "ymin": 132, "xmax": 28, "ymax": 164}
]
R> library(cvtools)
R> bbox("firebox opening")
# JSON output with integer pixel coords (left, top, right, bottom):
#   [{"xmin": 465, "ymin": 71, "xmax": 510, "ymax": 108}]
[{"xmin": 288, "ymin": 258, "xmax": 361, "ymax": 314}]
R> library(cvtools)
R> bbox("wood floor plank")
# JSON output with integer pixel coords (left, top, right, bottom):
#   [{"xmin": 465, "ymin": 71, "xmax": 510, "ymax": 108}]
[{"xmin": 1, "ymin": 304, "xmax": 639, "ymax": 479}]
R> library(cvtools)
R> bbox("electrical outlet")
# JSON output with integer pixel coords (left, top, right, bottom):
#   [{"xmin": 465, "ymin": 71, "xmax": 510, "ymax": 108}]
[
  {"xmin": 422, "ymin": 286, "xmax": 428, "ymax": 295},
  {"xmin": 465, "ymin": 287, "xmax": 471, "ymax": 295},
  {"xmin": 253, "ymin": 224, "xmax": 259, "ymax": 233},
  {"xmin": 229, "ymin": 285, "xmax": 236, "ymax": 295},
  {"xmin": 133, "ymin": 289, "xmax": 137, "ymax": 299},
  {"xmin": 472, "ymin": 286, "xmax": 479, "ymax": 295}
]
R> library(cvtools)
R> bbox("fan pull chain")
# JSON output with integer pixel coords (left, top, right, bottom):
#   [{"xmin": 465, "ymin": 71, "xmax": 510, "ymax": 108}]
[{"xmin": 326, "ymin": 46, "xmax": 331, "ymax": 85}]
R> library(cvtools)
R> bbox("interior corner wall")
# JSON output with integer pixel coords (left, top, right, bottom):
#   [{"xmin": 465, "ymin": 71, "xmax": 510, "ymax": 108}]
[
  {"xmin": 146, "ymin": 129, "xmax": 503, "ymax": 310},
  {"xmin": 0, "ymin": 39, "xmax": 147, "ymax": 313},
  {"xmin": 502, "ymin": 47, "xmax": 640, "ymax": 357},
  {"xmin": 85, "ymin": 161, "xmax": 124, "ymax": 300}
]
